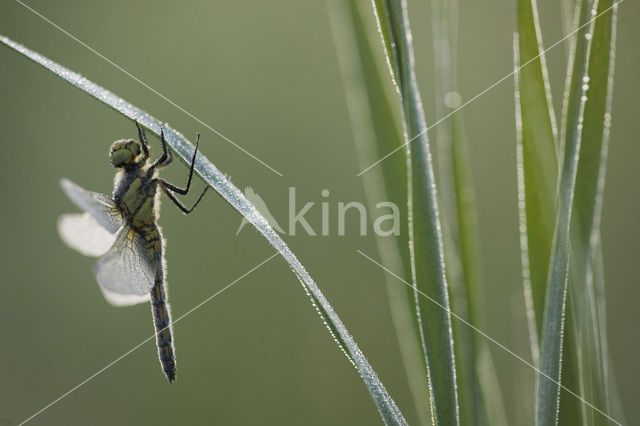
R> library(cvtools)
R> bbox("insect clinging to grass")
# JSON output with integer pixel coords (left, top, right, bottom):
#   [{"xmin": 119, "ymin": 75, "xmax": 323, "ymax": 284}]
[{"xmin": 58, "ymin": 122, "xmax": 209, "ymax": 382}]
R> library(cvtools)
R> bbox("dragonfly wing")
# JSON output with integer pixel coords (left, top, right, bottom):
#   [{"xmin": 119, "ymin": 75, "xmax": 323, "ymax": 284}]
[
  {"xmin": 58, "ymin": 213, "xmax": 118, "ymax": 257},
  {"xmin": 99, "ymin": 286, "xmax": 150, "ymax": 307},
  {"xmin": 93, "ymin": 227, "xmax": 157, "ymax": 304},
  {"xmin": 60, "ymin": 178, "xmax": 123, "ymax": 233}
]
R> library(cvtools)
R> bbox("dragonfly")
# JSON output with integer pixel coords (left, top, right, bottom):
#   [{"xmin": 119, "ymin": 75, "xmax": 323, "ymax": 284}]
[{"xmin": 58, "ymin": 122, "xmax": 208, "ymax": 382}]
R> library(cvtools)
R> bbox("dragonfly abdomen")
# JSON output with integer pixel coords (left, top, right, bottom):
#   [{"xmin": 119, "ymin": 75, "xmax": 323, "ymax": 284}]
[
  {"xmin": 147, "ymin": 230, "xmax": 176, "ymax": 383},
  {"xmin": 151, "ymin": 279, "xmax": 176, "ymax": 382}
]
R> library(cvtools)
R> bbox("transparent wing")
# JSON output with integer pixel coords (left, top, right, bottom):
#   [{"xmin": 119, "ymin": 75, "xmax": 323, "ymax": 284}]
[
  {"xmin": 60, "ymin": 178, "xmax": 123, "ymax": 233},
  {"xmin": 99, "ymin": 286, "xmax": 150, "ymax": 307},
  {"xmin": 58, "ymin": 213, "xmax": 117, "ymax": 257},
  {"xmin": 93, "ymin": 227, "xmax": 157, "ymax": 299}
]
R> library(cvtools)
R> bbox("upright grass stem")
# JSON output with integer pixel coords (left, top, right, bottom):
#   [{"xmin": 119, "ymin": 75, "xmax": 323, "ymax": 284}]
[
  {"xmin": 371, "ymin": 1, "xmax": 459, "ymax": 424},
  {"xmin": 514, "ymin": 0, "xmax": 559, "ymax": 361},
  {"xmin": 431, "ymin": 0, "xmax": 506, "ymax": 424},
  {"xmin": 552, "ymin": 0, "xmax": 618, "ymax": 424},
  {"xmin": 328, "ymin": 1, "xmax": 431, "ymax": 423}
]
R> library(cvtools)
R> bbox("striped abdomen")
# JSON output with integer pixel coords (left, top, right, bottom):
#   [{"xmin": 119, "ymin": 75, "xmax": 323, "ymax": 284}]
[
  {"xmin": 151, "ymin": 274, "xmax": 176, "ymax": 382},
  {"xmin": 146, "ymin": 227, "xmax": 176, "ymax": 382}
]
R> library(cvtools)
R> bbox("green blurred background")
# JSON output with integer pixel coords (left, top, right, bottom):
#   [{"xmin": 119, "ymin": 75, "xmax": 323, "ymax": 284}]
[{"xmin": 0, "ymin": 1, "xmax": 637, "ymax": 425}]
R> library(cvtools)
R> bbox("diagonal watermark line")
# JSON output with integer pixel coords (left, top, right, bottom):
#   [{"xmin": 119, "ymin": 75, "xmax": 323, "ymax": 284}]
[
  {"xmin": 356, "ymin": 0, "xmax": 623, "ymax": 176},
  {"xmin": 18, "ymin": 252, "xmax": 281, "ymax": 426},
  {"xmin": 357, "ymin": 249, "xmax": 623, "ymax": 426},
  {"xmin": 14, "ymin": 0, "xmax": 284, "ymax": 177}
]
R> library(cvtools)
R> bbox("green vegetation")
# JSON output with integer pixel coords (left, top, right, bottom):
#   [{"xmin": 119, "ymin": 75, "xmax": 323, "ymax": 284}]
[{"xmin": 0, "ymin": 0, "xmax": 624, "ymax": 424}]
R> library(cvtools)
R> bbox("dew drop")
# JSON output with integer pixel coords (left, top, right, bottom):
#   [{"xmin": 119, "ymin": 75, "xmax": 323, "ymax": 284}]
[
  {"xmin": 582, "ymin": 84, "xmax": 590, "ymax": 91},
  {"xmin": 444, "ymin": 91, "xmax": 462, "ymax": 108},
  {"xmin": 582, "ymin": 76, "xmax": 590, "ymax": 84},
  {"xmin": 581, "ymin": 95, "xmax": 588, "ymax": 102},
  {"xmin": 585, "ymin": 33, "xmax": 593, "ymax": 40}
]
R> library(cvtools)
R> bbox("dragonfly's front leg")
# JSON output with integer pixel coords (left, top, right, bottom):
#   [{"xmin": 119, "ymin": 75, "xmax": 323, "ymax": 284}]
[
  {"xmin": 135, "ymin": 121, "xmax": 151, "ymax": 161},
  {"xmin": 151, "ymin": 128, "xmax": 173, "ymax": 169}
]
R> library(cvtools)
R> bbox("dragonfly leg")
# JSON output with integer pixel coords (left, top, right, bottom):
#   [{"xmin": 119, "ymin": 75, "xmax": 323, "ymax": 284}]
[
  {"xmin": 162, "ymin": 147, "xmax": 173, "ymax": 167},
  {"xmin": 159, "ymin": 182, "xmax": 209, "ymax": 214},
  {"xmin": 158, "ymin": 133, "xmax": 200, "ymax": 195},
  {"xmin": 150, "ymin": 128, "xmax": 173, "ymax": 169},
  {"xmin": 135, "ymin": 120, "xmax": 151, "ymax": 161}
]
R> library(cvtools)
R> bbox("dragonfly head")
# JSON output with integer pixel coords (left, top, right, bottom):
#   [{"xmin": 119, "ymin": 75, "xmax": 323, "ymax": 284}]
[{"xmin": 110, "ymin": 139, "xmax": 142, "ymax": 168}]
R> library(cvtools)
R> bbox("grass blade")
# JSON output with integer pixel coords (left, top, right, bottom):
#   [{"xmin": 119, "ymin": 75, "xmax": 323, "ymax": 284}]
[
  {"xmin": 562, "ymin": 0, "xmax": 619, "ymax": 424},
  {"xmin": 556, "ymin": 1, "xmax": 598, "ymax": 423},
  {"xmin": 371, "ymin": 1, "xmax": 459, "ymax": 424},
  {"xmin": 513, "ymin": 1, "xmax": 578, "ymax": 422},
  {"xmin": 328, "ymin": 1, "xmax": 430, "ymax": 424},
  {"xmin": 536, "ymin": 0, "xmax": 603, "ymax": 423},
  {"xmin": 431, "ymin": 0, "xmax": 506, "ymax": 424},
  {"xmin": 0, "ymin": 35, "xmax": 408, "ymax": 425},
  {"xmin": 514, "ymin": 0, "xmax": 559, "ymax": 361},
  {"xmin": 561, "ymin": 0, "xmax": 578, "ymax": 55}
]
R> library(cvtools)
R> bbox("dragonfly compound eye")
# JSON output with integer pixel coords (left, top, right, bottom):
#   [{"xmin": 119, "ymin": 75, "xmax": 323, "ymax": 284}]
[{"xmin": 110, "ymin": 139, "xmax": 142, "ymax": 167}]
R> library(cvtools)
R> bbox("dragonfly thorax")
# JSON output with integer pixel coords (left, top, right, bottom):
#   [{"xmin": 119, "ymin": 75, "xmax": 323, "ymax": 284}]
[{"xmin": 110, "ymin": 139, "xmax": 144, "ymax": 169}]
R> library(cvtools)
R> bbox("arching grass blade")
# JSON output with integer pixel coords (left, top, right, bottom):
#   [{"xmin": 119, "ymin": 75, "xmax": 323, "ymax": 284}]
[{"xmin": 0, "ymin": 34, "xmax": 408, "ymax": 426}]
